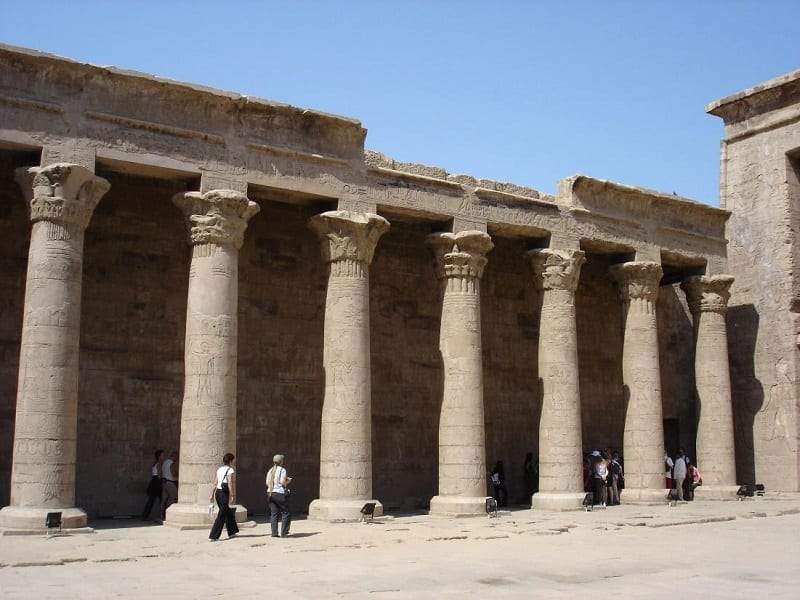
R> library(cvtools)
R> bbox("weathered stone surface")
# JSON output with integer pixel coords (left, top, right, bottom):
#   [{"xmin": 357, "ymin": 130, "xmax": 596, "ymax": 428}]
[
  {"xmin": 165, "ymin": 190, "xmax": 258, "ymax": 526},
  {"xmin": 307, "ymin": 211, "xmax": 389, "ymax": 522},
  {"xmin": 611, "ymin": 262, "xmax": 667, "ymax": 504},
  {"xmin": 5, "ymin": 44, "xmax": 794, "ymax": 525},
  {"xmin": 682, "ymin": 275, "xmax": 738, "ymax": 498},
  {"xmin": 428, "ymin": 231, "xmax": 493, "ymax": 516},
  {"xmin": 708, "ymin": 70, "xmax": 800, "ymax": 493},
  {"xmin": 528, "ymin": 249, "xmax": 586, "ymax": 510},
  {"xmin": 0, "ymin": 163, "xmax": 109, "ymax": 530}
]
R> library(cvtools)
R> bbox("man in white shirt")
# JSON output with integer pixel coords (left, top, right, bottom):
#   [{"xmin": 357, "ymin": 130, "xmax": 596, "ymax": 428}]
[
  {"xmin": 266, "ymin": 454, "xmax": 292, "ymax": 538},
  {"xmin": 161, "ymin": 451, "xmax": 178, "ymax": 518}
]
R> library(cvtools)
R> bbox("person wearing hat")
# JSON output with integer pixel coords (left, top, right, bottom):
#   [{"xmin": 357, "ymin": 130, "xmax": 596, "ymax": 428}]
[
  {"xmin": 266, "ymin": 454, "xmax": 292, "ymax": 537},
  {"xmin": 590, "ymin": 450, "xmax": 609, "ymax": 507}
]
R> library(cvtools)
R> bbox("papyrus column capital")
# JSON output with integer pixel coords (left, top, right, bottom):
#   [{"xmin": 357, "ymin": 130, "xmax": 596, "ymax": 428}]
[
  {"xmin": 15, "ymin": 163, "xmax": 110, "ymax": 230},
  {"xmin": 173, "ymin": 189, "xmax": 259, "ymax": 250},
  {"xmin": 309, "ymin": 210, "xmax": 390, "ymax": 273},
  {"xmin": 611, "ymin": 261, "xmax": 663, "ymax": 302},
  {"xmin": 427, "ymin": 230, "xmax": 493, "ymax": 285},
  {"xmin": 681, "ymin": 275, "xmax": 734, "ymax": 314},
  {"xmin": 527, "ymin": 248, "xmax": 585, "ymax": 292}
]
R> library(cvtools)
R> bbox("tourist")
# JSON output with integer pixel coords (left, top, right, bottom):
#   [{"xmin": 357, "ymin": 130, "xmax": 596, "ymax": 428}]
[
  {"xmin": 523, "ymin": 452, "xmax": 538, "ymax": 502},
  {"xmin": 161, "ymin": 450, "xmax": 178, "ymax": 519},
  {"xmin": 591, "ymin": 450, "xmax": 608, "ymax": 506},
  {"xmin": 142, "ymin": 449, "xmax": 164, "ymax": 521},
  {"xmin": 209, "ymin": 452, "xmax": 239, "ymax": 541},
  {"xmin": 266, "ymin": 454, "xmax": 292, "ymax": 538},
  {"xmin": 665, "ymin": 452, "xmax": 674, "ymax": 490},
  {"xmin": 673, "ymin": 449, "xmax": 688, "ymax": 501},
  {"xmin": 608, "ymin": 451, "xmax": 623, "ymax": 506},
  {"xmin": 688, "ymin": 461, "xmax": 702, "ymax": 500},
  {"xmin": 490, "ymin": 461, "xmax": 508, "ymax": 507}
]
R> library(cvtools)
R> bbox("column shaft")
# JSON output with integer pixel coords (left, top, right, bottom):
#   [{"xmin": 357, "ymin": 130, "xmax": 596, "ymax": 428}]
[
  {"xmin": 428, "ymin": 231, "xmax": 493, "ymax": 517},
  {"xmin": 529, "ymin": 249, "xmax": 586, "ymax": 510},
  {"xmin": 165, "ymin": 189, "xmax": 258, "ymax": 527},
  {"xmin": 682, "ymin": 275, "xmax": 738, "ymax": 498},
  {"xmin": 612, "ymin": 261, "xmax": 667, "ymax": 504},
  {"xmin": 308, "ymin": 210, "xmax": 389, "ymax": 522},
  {"xmin": 0, "ymin": 164, "xmax": 109, "ymax": 530}
]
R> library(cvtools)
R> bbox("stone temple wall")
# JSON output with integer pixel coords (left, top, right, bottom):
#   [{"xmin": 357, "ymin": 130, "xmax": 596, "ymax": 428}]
[
  {"xmin": 720, "ymin": 120, "xmax": 800, "ymax": 491},
  {"xmin": 0, "ymin": 158, "xmax": 703, "ymax": 516},
  {"xmin": 0, "ymin": 152, "xmax": 30, "ymax": 508}
]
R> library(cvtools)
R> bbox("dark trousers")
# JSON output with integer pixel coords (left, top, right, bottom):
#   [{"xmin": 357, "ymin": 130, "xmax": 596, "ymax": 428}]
[
  {"xmin": 209, "ymin": 488, "xmax": 239, "ymax": 540},
  {"xmin": 142, "ymin": 476, "xmax": 162, "ymax": 520},
  {"xmin": 592, "ymin": 478, "xmax": 608, "ymax": 505},
  {"xmin": 268, "ymin": 492, "xmax": 291, "ymax": 537}
]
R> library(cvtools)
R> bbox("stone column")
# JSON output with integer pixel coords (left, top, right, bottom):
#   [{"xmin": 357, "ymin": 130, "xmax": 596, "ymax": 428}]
[
  {"xmin": 165, "ymin": 190, "xmax": 259, "ymax": 527},
  {"xmin": 427, "ymin": 231, "xmax": 493, "ymax": 516},
  {"xmin": 307, "ymin": 210, "xmax": 389, "ymax": 522},
  {"xmin": 611, "ymin": 261, "xmax": 667, "ymax": 503},
  {"xmin": 528, "ymin": 248, "xmax": 586, "ymax": 510},
  {"xmin": 681, "ymin": 275, "xmax": 739, "ymax": 498},
  {"xmin": 0, "ymin": 164, "xmax": 109, "ymax": 530}
]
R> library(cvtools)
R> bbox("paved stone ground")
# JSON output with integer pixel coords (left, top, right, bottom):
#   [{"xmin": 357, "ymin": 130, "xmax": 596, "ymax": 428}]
[{"xmin": 1, "ymin": 498, "xmax": 799, "ymax": 599}]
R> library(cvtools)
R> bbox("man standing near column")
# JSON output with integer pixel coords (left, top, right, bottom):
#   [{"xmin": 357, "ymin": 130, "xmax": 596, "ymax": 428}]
[
  {"xmin": 0, "ymin": 163, "xmax": 109, "ymax": 530},
  {"xmin": 611, "ymin": 261, "xmax": 668, "ymax": 504},
  {"xmin": 528, "ymin": 248, "xmax": 587, "ymax": 510},
  {"xmin": 307, "ymin": 210, "xmax": 389, "ymax": 522},
  {"xmin": 681, "ymin": 275, "xmax": 739, "ymax": 499},
  {"xmin": 165, "ymin": 189, "xmax": 259, "ymax": 527},
  {"xmin": 427, "ymin": 230, "xmax": 493, "ymax": 517}
]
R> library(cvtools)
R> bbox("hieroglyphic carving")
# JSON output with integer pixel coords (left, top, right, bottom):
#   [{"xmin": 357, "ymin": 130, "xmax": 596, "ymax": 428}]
[
  {"xmin": 173, "ymin": 189, "xmax": 259, "ymax": 249},
  {"xmin": 0, "ymin": 162, "xmax": 108, "ymax": 526},
  {"xmin": 427, "ymin": 231, "xmax": 493, "ymax": 515},
  {"xmin": 527, "ymin": 249, "xmax": 586, "ymax": 508},
  {"xmin": 610, "ymin": 261, "xmax": 666, "ymax": 501},
  {"xmin": 681, "ymin": 275, "xmax": 737, "ymax": 490},
  {"xmin": 166, "ymin": 189, "xmax": 258, "ymax": 525},
  {"xmin": 307, "ymin": 211, "xmax": 389, "ymax": 519}
]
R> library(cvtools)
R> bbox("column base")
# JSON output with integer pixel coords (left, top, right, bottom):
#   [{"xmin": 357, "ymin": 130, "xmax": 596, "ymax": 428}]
[
  {"xmin": 164, "ymin": 502, "xmax": 251, "ymax": 529},
  {"xmin": 621, "ymin": 487, "xmax": 669, "ymax": 504},
  {"xmin": 531, "ymin": 492, "xmax": 587, "ymax": 511},
  {"xmin": 0, "ymin": 506, "xmax": 88, "ymax": 530},
  {"xmin": 429, "ymin": 495, "xmax": 490, "ymax": 517},
  {"xmin": 308, "ymin": 498, "xmax": 383, "ymax": 522},
  {"xmin": 694, "ymin": 485, "xmax": 740, "ymax": 500}
]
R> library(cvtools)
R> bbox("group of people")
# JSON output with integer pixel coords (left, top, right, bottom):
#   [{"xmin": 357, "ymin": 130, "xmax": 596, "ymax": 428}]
[
  {"xmin": 206, "ymin": 452, "xmax": 293, "ymax": 541},
  {"xmin": 141, "ymin": 449, "xmax": 179, "ymax": 521},
  {"xmin": 488, "ymin": 454, "xmax": 540, "ymax": 507},
  {"xmin": 583, "ymin": 449, "xmax": 624, "ymax": 507},
  {"xmin": 141, "ymin": 450, "xmax": 293, "ymax": 541},
  {"xmin": 665, "ymin": 448, "xmax": 703, "ymax": 501}
]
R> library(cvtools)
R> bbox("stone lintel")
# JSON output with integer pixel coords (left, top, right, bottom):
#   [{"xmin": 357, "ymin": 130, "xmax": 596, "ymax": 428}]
[
  {"xmin": 681, "ymin": 274, "xmax": 735, "ymax": 314},
  {"xmin": 173, "ymin": 189, "xmax": 259, "ymax": 249},
  {"xmin": 527, "ymin": 248, "xmax": 585, "ymax": 293},
  {"xmin": 14, "ymin": 163, "xmax": 110, "ymax": 229}
]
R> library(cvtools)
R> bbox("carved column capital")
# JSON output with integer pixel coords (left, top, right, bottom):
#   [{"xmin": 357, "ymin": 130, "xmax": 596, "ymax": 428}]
[
  {"xmin": 309, "ymin": 210, "xmax": 390, "ymax": 276},
  {"xmin": 427, "ymin": 231, "xmax": 493, "ymax": 282},
  {"xmin": 681, "ymin": 275, "xmax": 734, "ymax": 314},
  {"xmin": 610, "ymin": 261, "xmax": 663, "ymax": 304},
  {"xmin": 15, "ymin": 163, "xmax": 110, "ymax": 229},
  {"xmin": 173, "ymin": 189, "xmax": 260, "ymax": 249},
  {"xmin": 527, "ymin": 248, "xmax": 585, "ymax": 292}
]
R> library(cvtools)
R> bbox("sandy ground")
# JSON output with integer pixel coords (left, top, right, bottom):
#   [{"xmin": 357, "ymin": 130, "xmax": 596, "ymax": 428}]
[{"xmin": 1, "ymin": 498, "xmax": 799, "ymax": 599}]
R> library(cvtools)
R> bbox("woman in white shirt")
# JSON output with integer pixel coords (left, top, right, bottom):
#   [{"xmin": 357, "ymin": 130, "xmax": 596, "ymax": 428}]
[
  {"xmin": 266, "ymin": 454, "xmax": 292, "ymax": 538},
  {"xmin": 209, "ymin": 452, "xmax": 239, "ymax": 541}
]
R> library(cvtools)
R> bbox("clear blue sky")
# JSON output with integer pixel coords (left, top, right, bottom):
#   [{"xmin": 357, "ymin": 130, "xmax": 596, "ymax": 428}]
[{"xmin": 2, "ymin": 1, "xmax": 798, "ymax": 205}]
